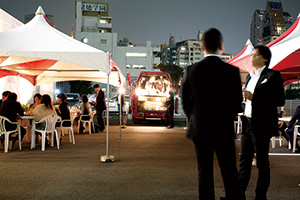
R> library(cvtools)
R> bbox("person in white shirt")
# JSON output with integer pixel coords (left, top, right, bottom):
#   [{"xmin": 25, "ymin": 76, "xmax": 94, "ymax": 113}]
[{"xmin": 239, "ymin": 45, "xmax": 285, "ymax": 200}]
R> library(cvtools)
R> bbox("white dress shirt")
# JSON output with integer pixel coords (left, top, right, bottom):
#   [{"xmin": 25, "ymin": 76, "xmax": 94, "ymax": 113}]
[{"xmin": 244, "ymin": 66, "xmax": 266, "ymax": 118}]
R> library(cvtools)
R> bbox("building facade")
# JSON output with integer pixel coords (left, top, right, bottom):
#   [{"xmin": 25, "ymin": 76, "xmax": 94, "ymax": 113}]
[
  {"xmin": 250, "ymin": 9, "xmax": 265, "ymax": 46},
  {"xmin": 251, "ymin": 2, "xmax": 293, "ymax": 46},
  {"xmin": 75, "ymin": 0, "xmax": 160, "ymax": 83},
  {"xmin": 162, "ymin": 30, "xmax": 232, "ymax": 68}
]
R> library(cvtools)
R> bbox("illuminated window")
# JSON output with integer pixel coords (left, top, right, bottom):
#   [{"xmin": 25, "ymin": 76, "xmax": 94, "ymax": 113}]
[
  {"xmin": 126, "ymin": 53, "xmax": 147, "ymax": 57},
  {"xmin": 100, "ymin": 39, "xmax": 107, "ymax": 44}
]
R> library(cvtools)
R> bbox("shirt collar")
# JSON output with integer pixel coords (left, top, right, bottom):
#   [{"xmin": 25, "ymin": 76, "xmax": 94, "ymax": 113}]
[
  {"xmin": 250, "ymin": 66, "xmax": 266, "ymax": 77},
  {"xmin": 204, "ymin": 54, "xmax": 220, "ymax": 58}
]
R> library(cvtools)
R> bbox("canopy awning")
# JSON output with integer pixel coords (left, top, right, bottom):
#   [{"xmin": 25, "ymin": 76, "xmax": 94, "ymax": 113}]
[{"xmin": 0, "ymin": 6, "xmax": 124, "ymax": 87}]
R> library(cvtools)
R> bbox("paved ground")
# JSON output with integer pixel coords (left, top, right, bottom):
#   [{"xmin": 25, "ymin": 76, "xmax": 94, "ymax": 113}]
[{"xmin": 0, "ymin": 123, "xmax": 300, "ymax": 200}]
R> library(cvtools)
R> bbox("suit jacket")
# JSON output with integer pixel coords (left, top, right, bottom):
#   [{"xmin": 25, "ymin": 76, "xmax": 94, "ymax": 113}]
[
  {"xmin": 182, "ymin": 56, "xmax": 243, "ymax": 140},
  {"xmin": 286, "ymin": 106, "xmax": 300, "ymax": 134},
  {"xmin": 95, "ymin": 89, "xmax": 106, "ymax": 111},
  {"xmin": 245, "ymin": 67, "xmax": 285, "ymax": 138},
  {"xmin": 58, "ymin": 102, "xmax": 71, "ymax": 126},
  {"xmin": 0, "ymin": 100, "xmax": 24, "ymax": 131}
]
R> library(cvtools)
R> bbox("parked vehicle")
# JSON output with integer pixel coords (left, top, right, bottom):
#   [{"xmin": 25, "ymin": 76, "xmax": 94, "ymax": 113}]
[
  {"xmin": 128, "ymin": 71, "xmax": 173, "ymax": 122},
  {"xmin": 109, "ymin": 95, "xmax": 129, "ymax": 115},
  {"xmin": 65, "ymin": 93, "xmax": 81, "ymax": 108}
]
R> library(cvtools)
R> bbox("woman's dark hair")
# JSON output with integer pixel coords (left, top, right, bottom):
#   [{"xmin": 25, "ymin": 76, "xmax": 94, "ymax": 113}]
[
  {"xmin": 2, "ymin": 90, "xmax": 11, "ymax": 97},
  {"xmin": 81, "ymin": 94, "xmax": 88, "ymax": 103},
  {"xmin": 41, "ymin": 94, "xmax": 53, "ymax": 109},
  {"xmin": 202, "ymin": 28, "xmax": 223, "ymax": 53},
  {"xmin": 254, "ymin": 45, "xmax": 272, "ymax": 67},
  {"xmin": 34, "ymin": 93, "xmax": 42, "ymax": 100},
  {"xmin": 7, "ymin": 93, "xmax": 17, "ymax": 102}
]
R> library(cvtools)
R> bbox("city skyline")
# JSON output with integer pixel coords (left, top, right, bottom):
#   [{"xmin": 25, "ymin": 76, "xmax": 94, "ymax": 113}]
[{"xmin": 1, "ymin": 0, "xmax": 300, "ymax": 55}]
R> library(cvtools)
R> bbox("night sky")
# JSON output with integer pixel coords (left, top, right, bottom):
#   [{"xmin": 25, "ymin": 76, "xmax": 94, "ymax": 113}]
[{"xmin": 1, "ymin": 0, "xmax": 300, "ymax": 55}]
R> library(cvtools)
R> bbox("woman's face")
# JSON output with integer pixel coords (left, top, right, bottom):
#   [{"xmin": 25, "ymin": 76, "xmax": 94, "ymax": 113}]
[
  {"xmin": 56, "ymin": 97, "xmax": 62, "ymax": 104},
  {"xmin": 34, "ymin": 96, "xmax": 41, "ymax": 104}
]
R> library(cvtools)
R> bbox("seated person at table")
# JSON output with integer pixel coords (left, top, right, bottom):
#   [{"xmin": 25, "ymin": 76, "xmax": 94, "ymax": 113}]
[
  {"xmin": 33, "ymin": 94, "xmax": 57, "ymax": 146},
  {"xmin": 278, "ymin": 106, "xmax": 288, "ymax": 141},
  {"xmin": 76, "ymin": 94, "xmax": 92, "ymax": 133},
  {"xmin": 33, "ymin": 94, "xmax": 57, "ymax": 123},
  {"xmin": 0, "ymin": 92, "xmax": 26, "ymax": 148},
  {"xmin": 0, "ymin": 90, "xmax": 11, "ymax": 110},
  {"xmin": 55, "ymin": 93, "xmax": 71, "ymax": 127},
  {"xmin": 285, "ymin": 105, "xmax": 300, "ymax": 153},
  {"xmin": 27, "ymin": 93, "xmax": 42, "ymax": 115}
]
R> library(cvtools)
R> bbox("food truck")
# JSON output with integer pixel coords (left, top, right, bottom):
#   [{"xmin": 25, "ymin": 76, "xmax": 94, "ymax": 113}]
[{"xmin": 127, "ymin": 71, "xmax": 173, "ymax": 123}]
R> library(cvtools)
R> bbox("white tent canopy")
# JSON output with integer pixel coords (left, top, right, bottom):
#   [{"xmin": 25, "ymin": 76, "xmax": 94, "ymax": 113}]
[
  {"xmin": 0, "ymin": 8, "xmax": 23, "ymax": 32},
  {"xmin": 0, "ymin": 6, "xmax": 124, "ymax": 87}
]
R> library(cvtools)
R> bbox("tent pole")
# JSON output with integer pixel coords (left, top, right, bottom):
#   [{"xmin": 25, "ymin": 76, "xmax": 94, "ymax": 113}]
[
  {"xmin": 101, "ymin": 56, "xmax": 115, "ymax": 163},
  {"xmin": 106, "ymin": 72, "xmax": 110, "ymax": 156},
  {"xmin": 119, "ymin": 93, "xmax": 122, "ymax": 138}
]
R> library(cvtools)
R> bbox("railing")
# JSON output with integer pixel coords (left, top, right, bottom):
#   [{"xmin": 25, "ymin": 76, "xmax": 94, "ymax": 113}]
[{"xmin": 283, "ymin": 100, "xmax": 300, "ymax": 116}]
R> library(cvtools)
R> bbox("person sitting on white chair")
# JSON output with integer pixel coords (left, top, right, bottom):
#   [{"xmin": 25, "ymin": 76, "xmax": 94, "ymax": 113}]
[
  {"xmin": 76, "ymin": 94, "xmax": 92, "ymax": 133},
  {"xmin": 285, "ymin": 105, "xmax": 300, "ymax": 153},
  {"xmin": 0, "ymin": 93, "xmax": 26, "ymax": 150},
  {"xmin": 33, "ymin": 94, "xmax": 57, "ymax": 147}
]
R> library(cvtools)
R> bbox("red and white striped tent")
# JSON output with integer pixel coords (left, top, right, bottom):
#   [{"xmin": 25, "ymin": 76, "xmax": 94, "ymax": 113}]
[
  {"xmin": 0, "ymin": 6, "xmax": 124, "ymax": 87},
  {"xmin": 227, "ymin": 39, "xmax": 254, "ymax": 73},
  {"xmin": 228, "ymin": 13, "xmax": 300, "ymax": 86}
]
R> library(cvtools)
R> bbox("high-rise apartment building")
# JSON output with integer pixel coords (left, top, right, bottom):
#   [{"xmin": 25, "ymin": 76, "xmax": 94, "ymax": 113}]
[
  {"xmin": 251, "ymin": 2, "xmax": 293, "ymax": 46},
  {"xmin": 283, "ymin": 11, "xmax": 293, "ymax": 30},
  {"xmin": 162, "ymin": 31, "xmax": 204, "ymax": 68},
  {"xmin": 75, "ymin": 0, "xmax": 160, "ymax": 83},
  {"xmin": 162, "ymin": 30, "xmax": 232, "ymax": 68},
  {"xmin": 250, "ymin": 9, "xmax": 265, "ymax": 46},
  {"xmin": 261, "ymin": 1, "xmax": 286, "ymax": 44}
]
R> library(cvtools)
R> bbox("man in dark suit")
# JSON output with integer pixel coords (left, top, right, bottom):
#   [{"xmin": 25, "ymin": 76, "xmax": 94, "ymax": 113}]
[
  {"xmin": 182, "ymin": 28, "xmax": 243, "ymax": 200},
  {"xmin": 239, "ymin": 45, "xmax": 285, "ymax": 200},
  {"xmin": 94, "ymin": 84, "xmax": 106, "ymax": 132}
]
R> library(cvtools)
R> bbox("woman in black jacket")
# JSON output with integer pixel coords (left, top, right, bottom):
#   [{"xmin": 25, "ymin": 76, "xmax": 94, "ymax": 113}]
[
  {"xmin": 0, "ymin": 93, "xmax": 26, "ymax": 149},
  {"xmin": 55, "ymin": 93, "xmax": 71, "ymax": 127}
]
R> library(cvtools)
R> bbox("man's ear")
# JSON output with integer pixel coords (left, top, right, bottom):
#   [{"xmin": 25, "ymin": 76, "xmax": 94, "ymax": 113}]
[
  {"xmin": 200, "ymin": 44, "xmax": 205, "ymax": 52},
  {"xmin": 219, "ymin": 42, "xmax": 224, "ymax": 52}
]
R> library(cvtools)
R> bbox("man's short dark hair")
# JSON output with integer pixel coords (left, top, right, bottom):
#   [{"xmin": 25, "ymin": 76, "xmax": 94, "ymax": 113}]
[
  {"xmin": 202, "ymin": 28, "xmax": 223, "ymax": 52},
  {"xmin": 254, "ymin": 45, "xmax": 272, "ymax": 67},
  {"xmin": 57, "ymin": 93, "xmax": 67, "ymax": 102},
  {"xmin": 2, "ymin": 91, "xmax": 11, "ymax": 97},
  {"xmin": 93, "ymin": 84, "xmax": 100, "ymax": 89}
]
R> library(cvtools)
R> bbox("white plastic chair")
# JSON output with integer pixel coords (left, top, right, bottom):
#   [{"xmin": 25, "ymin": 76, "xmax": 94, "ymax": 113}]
[
  {"xmin": 57, "ymin": 118, "xmax": 75, "ymax": 144},
  {"xmin": 292, "ymin": 125, "xmax": 300, "ymax": 153},
  {"xmin": 78, "ymin": 110, "xmax": 96, "ymax": 134},
  {"xmin": 31, "ymin": 115, "xmax": 61, "ymax": 151},
  {"xmin": 0, "ymin": 116, "xmax": 22, "ymax": 153},
  {"xmin": 271, "ymin": 131, "xmax": 286, "ymax": 148}
]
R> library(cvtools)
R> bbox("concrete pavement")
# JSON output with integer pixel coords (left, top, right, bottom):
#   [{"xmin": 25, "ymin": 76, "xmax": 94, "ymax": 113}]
[{"xmin": 0, "ymin": 125, "xmax": 299, "ymax": 200}]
